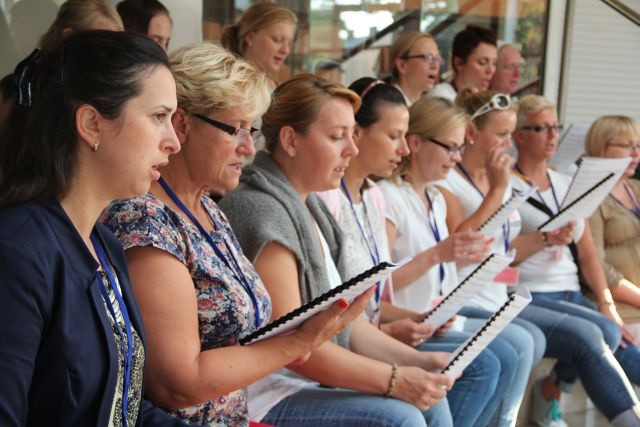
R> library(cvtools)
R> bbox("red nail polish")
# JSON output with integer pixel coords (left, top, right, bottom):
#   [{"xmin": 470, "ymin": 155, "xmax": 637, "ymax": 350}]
[{"xmin": 338, "ymin": 299, "xmax": 349, "ymax": 308}]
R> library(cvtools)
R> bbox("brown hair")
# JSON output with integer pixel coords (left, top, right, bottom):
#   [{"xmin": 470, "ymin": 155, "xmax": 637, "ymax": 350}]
[
  {"xmin": 392, "ymin": 96, "xmax": 468, "ymax": 182},
  {"xmin": 262, "ymin": 73, "xmax": 361, "ymax": 153},
  {"xmin": 456, "ymin": 88, "xmax": 515, "ymax": 130},
  {"xmin": 40, "ymin": 0, "xmax": 123, "ymax": 51},
  {"xmin": 585, "ymin": 115, "xmax": 640, "ymax": 157},
  {"xmin": 221, "ymin": 2, "xmax": 297, "ymax": 56}
]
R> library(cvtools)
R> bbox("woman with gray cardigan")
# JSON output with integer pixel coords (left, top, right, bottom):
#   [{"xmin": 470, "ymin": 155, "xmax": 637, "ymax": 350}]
[{"xmin": 220, "ymin": 73, "xmax": 455, "ymax": 426}]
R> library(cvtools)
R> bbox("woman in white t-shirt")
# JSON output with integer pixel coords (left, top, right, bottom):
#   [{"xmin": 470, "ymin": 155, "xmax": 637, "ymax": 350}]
[
  {"xmin": 509, "ymin": 95, "xmax": 640, "ymax": 426},
  {"xmin": 383, "ymin": 95, "xmax": 540, "ymax": 427},
  {"xmin": 319, "ymin": 78, "xmax": 506, "ymax": 427},
  {"xmin": 437, "ymin": 89, "xmax": 548, "ymax": 426}
]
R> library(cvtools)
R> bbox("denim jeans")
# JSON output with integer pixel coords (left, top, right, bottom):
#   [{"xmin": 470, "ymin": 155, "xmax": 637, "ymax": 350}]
[
  {"xmin": 261, "ymin": 384, "xmax": 450, "ymax": 427},
  {"xmin": 459, "ymin": 307, "xmax": 546, "ymax": 427},
  {"xmin": 520, "ymin": 291, "xmax": 639, "ymax": 420},
  {"xmin": 418, "ymin": 335, "xmax": 500, "ymax": 427}
]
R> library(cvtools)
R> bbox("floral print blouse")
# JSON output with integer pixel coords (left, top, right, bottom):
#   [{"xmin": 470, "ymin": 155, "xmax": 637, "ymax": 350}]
[{"xmin": 104, "ymin": 193, "xmax": 272, "ymax": 427}]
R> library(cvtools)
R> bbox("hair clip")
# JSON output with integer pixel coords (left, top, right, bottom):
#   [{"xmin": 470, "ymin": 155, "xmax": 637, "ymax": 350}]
[{"xmin": 14, "ymin": 49, "xmax": 43, "ymax": 108}]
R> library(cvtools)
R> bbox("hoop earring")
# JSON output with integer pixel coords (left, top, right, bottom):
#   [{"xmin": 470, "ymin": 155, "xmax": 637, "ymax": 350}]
[{"xmin": 93, "ymin": 143, "xmax": 100, "ymax": 152}]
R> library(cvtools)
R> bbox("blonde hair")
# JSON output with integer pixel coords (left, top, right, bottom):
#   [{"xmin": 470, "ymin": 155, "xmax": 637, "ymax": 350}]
[
  {"xmin": 169, "ymin": 42, "xmax": 271, "ymax": 118},
  {"xmin": 392, "ymin": 96, "xmax": 469, "ymax": 182},
  {"xmin": 585, "ymin": 115, "xmax": 640, "ymax": 157},
  {"xmin": 516, "ymin": 94, "xmax": 555, "ymax": 127},
  {"xmin": 456, "ymin": 88, "xmax": 516, "ymax": 130},
  {"xmin": 40, "ymin": 0, "xmax": 123, "ymax": 51},
  {"xmin": 388, "ymin": 31, "xmax": 434, "ymax": 81},
  {"xmin": 262, "ymin": 73, "xmax": 361, "ymax": 153},
  {"xmin": 221, "ymin": 2, "xmax": 297, "ymax": 56}
]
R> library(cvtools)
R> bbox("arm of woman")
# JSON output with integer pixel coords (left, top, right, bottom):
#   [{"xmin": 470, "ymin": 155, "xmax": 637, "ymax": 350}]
[
  {"xmin": 589, "ymin": 209, "xmax": 626, "ymax": 289},
  {"xmin": 510, "ymin": 223, "xmax": 575, "ymax": 265},
  {"xmin": 254, "ymin": 241, "xmax": 453, "ymax": 408},
  {"xmin": 575, "ymin": 223, "xmax": 637, "ymax": 344},
  {"xmin": 125, "ymin": 246, "xmax": 363, "ymax": 409}
]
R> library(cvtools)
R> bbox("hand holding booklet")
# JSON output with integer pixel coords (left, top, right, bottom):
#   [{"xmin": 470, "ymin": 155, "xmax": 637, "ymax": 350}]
[
  {"xmin": 422, "ymin": 251, "xmax": 515, "ymax": 329},
  {"xmin": 239, "ymin": 258, "xmax": 410, "ymax": 345},
  {"xmin": 441, "ymin": 285, "xmax": 532, "ymax": 378},
  {"xmin": 478, "ymin": 186, "xmax": 537, "ymax": 236}
]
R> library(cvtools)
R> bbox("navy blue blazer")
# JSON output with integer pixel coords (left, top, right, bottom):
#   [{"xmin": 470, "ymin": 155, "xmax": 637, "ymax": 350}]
[{"xmin": 0, "ymin": 201, "xmax": 193, "ymax": 426}]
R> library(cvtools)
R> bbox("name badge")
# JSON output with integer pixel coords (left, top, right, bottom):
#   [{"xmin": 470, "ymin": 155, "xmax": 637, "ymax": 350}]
[{"xmin": 494, "ymin": 266, "xmax": 519, "ymax": 286}]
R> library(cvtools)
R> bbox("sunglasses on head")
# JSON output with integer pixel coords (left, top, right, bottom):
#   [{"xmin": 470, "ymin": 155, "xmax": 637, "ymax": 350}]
[{"xmin": 470, "ymin": 93, "xmax": 514, "ymax": 122}]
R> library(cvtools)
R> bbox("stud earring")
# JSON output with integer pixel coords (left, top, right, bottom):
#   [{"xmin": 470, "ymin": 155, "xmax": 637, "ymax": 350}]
[{"xmin": 93, "ymin": 143, "xmax": 100, "ymax": 152}]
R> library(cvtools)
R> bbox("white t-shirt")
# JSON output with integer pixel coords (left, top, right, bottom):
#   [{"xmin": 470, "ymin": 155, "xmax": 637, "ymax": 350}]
[
  {"xmin": 428, "ymin": 82, "xmax": 457, "ymax": 101},
  {"xmin": 511, "ymin": 169, "xmax": 585, "ymax": 293},
  {"xmin": 437, "ymin": 168, "xmax": 522, "ymax": 312},
  {"xmin": 379, "ymin": 180, "xmax": 458, "ymax": 313}
]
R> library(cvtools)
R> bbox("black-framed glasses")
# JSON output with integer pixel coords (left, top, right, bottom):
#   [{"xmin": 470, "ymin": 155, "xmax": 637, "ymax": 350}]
[
  {"xmin": 420, "ymin": 136, "xmax": 466, "ymax": 156},
  {"xmin": 470, "ymin": 93, "xmax": 514, "ymax": 121},
  {"xmin": 520, "ymin": 124, "xmax": 564, "ymax": 134},
  {"xmin": 402, "ymin": 53, "xmax": 443, "ymax": 65},
  {"xmin": 192, "ymin": 113, "xmax": 261, "ymax": 143}
]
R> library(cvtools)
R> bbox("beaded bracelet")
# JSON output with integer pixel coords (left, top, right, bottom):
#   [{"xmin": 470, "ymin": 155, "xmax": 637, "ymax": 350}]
[{"xmin": 385, "ymin": 363, "xmax": 398, "ymax": 397}]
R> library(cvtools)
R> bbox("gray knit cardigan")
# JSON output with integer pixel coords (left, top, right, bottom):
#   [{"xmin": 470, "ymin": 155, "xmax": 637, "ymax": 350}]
[{"xmin": 219, "ymin": 151, "xmax": 352, "ymax": 348}]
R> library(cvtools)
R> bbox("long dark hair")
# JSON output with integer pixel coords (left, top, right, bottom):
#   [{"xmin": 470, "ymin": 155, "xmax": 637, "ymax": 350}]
[
  {"xmin": 349, "ymin": 77, "xmax": 407, "ymax": 128},
  {"xmin": 0, "ymin": 30, "xmax": 168, "ymax": 208},
  {"xmin": 117, "ymin": 0, "xmax": 170, "ymax": 34}
]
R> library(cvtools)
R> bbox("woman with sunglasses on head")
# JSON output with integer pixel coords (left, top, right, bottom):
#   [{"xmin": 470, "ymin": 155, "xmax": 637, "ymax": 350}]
[
  {"xmin": 509, "ymin": 96, "xmax": 640, "ymax": 427},
  {"xmin": 587, "ymin": 116, "xmax": 640, "ymax": 336},
  {"xmin": 387, "ymin": 31, "xmax": 442, "ymax": 105},
  {"xmin": 221, "ymin": 73, "xmax": 456, "ymax": 427},
  {"xmin": 425, "ymin": 90, "xmax": 544, "ymax": 427},
  {"xmin": 0, "ymin": 30, "xmax": 199, "ymax": 427},
  {"xmin": 102, "ymin": 44, "xmax": 369, "ymax": 426},
  {"xmin": 430, "ymin": 25, "xmax": 497, "ymax": 101}
]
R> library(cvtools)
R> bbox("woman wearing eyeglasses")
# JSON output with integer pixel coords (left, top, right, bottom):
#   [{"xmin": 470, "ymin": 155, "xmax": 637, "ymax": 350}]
[
  {"xmin": 102, "ymin": 44, "xmax": 370, "ymax": 426},
  {"xmin": 509, "ymin": 96, "xmax": 640, "ymax": 427},
  {"xmin": 436, "ymin": 89, "xmax": 546, "ymax": 427},
  {"xmin": 387, "ymin": 31, "xmax": 442, "ymax": 105},
  {"xmin": 588, "ymin": 116, "xmax": 640, "ymax": 335},
  {"xmin": 430, "ymin": 25, "xmax": 497, "ymax": 101}
]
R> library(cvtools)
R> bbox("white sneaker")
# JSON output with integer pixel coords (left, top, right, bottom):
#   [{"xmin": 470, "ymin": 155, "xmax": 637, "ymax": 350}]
[{"xmin": 531, "ymin": 379, "xmax": 569, "ymax": 427}]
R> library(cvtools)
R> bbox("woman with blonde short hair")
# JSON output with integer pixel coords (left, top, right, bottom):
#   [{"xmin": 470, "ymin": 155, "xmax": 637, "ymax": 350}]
[
  {"xmin": 221, "ymin": 2, "xmax": 297, "ymax": 84},
  {"xmin": 509, "ymin": 95, "xmax": 640, "ymax": 426},
  {"xmin": 221, "ymin": 73, "xmax": 456, "ymax": 426},
  {"xmin": 586, "ymin": 116, "xmax": 640, "ymax": 335},
  {"xmin": 103, "ymin": 44, "xmax": 367, "ymax": 426}
]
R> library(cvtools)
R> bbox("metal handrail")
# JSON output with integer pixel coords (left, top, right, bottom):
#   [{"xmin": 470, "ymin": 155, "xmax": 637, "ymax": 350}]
[{"xmin": 600, "ymin": 0, "xmax": 640, "ymax": 26}]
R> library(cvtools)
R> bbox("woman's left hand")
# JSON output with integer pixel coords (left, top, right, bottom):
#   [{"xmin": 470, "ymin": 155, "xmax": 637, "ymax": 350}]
[{"xmin": 600, "ymin": 303, "xmax": 638, "ymax": 347}]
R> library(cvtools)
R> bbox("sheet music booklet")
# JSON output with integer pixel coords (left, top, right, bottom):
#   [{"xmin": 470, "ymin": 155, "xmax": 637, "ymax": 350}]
[
  {"xmin": 478, "ymin": 186, "xmax": 537, "ymax": 236},
  {"xmin": 422, "ymin": 251, "xmax": 515, "ymax": 329},
  {"xmin": 538, "ymin": 156, "xmax": 631, "ymax": 232},
  {"xmin": 239, "ymin": 258, "xmax": 409, "ymax": 345},
  {"xmin": 441, "ymin": 285, "xmax": 532, "ymax": 378}
]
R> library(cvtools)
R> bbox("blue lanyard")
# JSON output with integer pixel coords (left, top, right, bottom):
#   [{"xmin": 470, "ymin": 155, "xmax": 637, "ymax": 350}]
[
  {"xmin": 340, "ymin": 179, "xmax": 382, "ymax": 310},
  {"xmin": 609, "ymin": 182, "xmax": 640, "ymax": 219},
  {"xmin": 90, "ymin": 232, "xmax": 133, "ymax": 427},
  {"xmin": 457, "ymin": 163, "xmax": 510, "ymax": 253},
  {"xmin": 424, "ymin": 189, "xmax": 446, "ymax": 290},
  {"xmin": 158, "ymin": 178, "xmax": 261, "ymax": 329}
]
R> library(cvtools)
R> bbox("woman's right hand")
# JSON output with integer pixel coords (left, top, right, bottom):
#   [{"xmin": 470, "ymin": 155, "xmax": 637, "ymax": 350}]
[
  {"xmin": 390, "ymin": 366, "xmax": 454, "ymax": 410},
  {"xmin": 545, "ymin": 222, "xmax": 575, "ymax": 246},
  {"xmin": 291, "ymin": 286, "xmax": 376, "ymax": 361},
  {"xmin": 485, "ymin": 146, "xmax": 513, "ymax": 191},
  {"xmin": 435, "ymin": 230, "xmax": 492, "ymax": 266},
  {"xmin": 380, "ymin": 318, "xmax": 437, "ymax": 347}
]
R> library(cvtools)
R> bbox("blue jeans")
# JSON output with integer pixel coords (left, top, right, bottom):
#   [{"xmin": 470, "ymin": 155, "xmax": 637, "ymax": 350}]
[
  {"xmin": 520, "ymin": 291, "xmax": 639, "ymax": 420},
  {"xmin": 262, "ymin": 385, "xmax": 450, "ymax": 426},
  {"xmin": 418, "ymin": 334, "xmax": 500, "ymax": 427},
  {"xmin": 459, "ymin": 307, "xmax": 546, "ymax": 427}
]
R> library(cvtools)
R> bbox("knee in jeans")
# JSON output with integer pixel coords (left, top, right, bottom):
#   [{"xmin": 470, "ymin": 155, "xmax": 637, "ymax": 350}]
[
  {"xmin": 392, "ymin": 404, "xmax": 428, "ymax": 427},
  {"xmin": 574, "ymin": 318, "xmax": 616, "ymax": 350},
  {"xmin": 466, "ymin": 349, "xmax": 500, "ymax": 379}
]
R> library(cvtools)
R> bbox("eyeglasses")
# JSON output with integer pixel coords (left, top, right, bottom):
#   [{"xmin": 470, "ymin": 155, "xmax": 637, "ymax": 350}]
[
  {"xmin": 607, "ymin": 141, "xmax": 640, "ymax": 152},
  {"xmin": 193, "ymin": 113, "xmax": 261, "ymax": 143},
  {"xmin": 420, "ymin": 136, "xmax": 466, "ymax": 156},
  {"xmin": 402, "ymin": 54, "xmax": 444, "ymax": 65},
  {"xmin": 470, "ymin": 93, "xmax": 513, "ymax": 121},
  {"xmin": 520, "ymin": 124, "xmax": 564, "ymax": 134}
]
